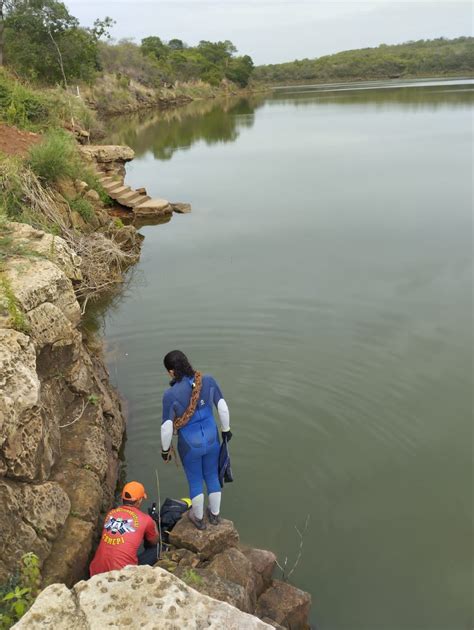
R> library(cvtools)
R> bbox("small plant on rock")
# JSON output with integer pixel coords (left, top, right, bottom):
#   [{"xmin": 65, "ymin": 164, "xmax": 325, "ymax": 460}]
[
  {"xmin": 182, "ymin": 568, "xmax": 203, "ymax": 587},
  {"xmin": 88, "ymin": 393, "xmax": 100, "ymax": 406},
  {"xmin": 0, "ymin": 552, "xmax": 41, "ymax": 629},
  {"xmin": 69, "ymin": 196, "xmax": 95, "ymax": 222}
]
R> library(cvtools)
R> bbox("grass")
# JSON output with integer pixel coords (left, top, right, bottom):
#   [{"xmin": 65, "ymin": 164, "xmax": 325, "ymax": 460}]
[
  {"xmin": 80, "ymin": 171, "xmax": 113, "ymax": 206},
  {"xmin": 0, "ymin": 68, "xmax": 102, "ymax": 136},
  {"xmin": 181, "ymin": 569, "xmax": 203, "ymax": 587},
  {"xmin": 68, "ymin": 196, "xmax": 95, "ymax": 222},
  {"xmin": 0, "ymin": 274, "xmax": 29, "ymax": 333},
  {"xmin": 27, "ymin": 129, "xmax": 81, "ymax": 184}
]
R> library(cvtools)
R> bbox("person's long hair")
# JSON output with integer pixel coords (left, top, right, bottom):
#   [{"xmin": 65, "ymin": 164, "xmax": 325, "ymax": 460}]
[{"xmin": 163, "ymin": 350, "xmax": 195, "ymax": 382}]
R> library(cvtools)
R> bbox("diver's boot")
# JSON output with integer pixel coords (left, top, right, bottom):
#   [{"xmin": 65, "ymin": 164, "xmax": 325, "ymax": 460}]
[
  {"xmin": 207, "ymin": 507, "xmax": 221, "ymax": 526},
  {"xmin": 188, "ymin": 510, "xmax": 207, "ymax": 531}
]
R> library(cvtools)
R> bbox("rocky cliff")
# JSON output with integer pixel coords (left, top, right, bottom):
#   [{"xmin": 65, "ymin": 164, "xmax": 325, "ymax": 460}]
[{"xmin": 0, "ymin": 223, "xmax": 126, "ymax": 587}]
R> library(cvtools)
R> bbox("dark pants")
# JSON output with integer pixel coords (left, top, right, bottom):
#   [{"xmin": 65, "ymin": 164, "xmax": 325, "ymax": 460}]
[{"xmin": 138, "ymin": 544, "xmax": 159, "ymax": 566}]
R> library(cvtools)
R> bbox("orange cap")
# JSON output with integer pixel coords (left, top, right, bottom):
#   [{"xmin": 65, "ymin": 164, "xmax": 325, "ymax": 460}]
[{"xmin": 121, "ymin": 481, "xmax": 147, "ymax": 501}]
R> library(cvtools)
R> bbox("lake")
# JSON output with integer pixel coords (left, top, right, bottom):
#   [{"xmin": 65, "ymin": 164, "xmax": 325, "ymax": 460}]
[{"xmin": 101, "ymin": 79, "xmax": 473, "ymax": 629}]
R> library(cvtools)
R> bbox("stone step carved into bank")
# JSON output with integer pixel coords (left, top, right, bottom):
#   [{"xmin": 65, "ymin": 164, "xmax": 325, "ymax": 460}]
[{"xmin": 79, "ymin": 144, "xmax": 191, "ymax": 219}]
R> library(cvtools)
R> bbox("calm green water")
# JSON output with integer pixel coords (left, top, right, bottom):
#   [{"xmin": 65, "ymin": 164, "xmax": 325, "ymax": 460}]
[{"xmin": 102, "ymin": 79, "xmax": 473, "ymax": 629}]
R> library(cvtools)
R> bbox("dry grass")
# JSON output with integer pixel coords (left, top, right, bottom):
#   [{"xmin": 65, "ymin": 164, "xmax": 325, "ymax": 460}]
[{"xmin": 0, "ymin": 159, "xmax": 138, "ymax": 306}]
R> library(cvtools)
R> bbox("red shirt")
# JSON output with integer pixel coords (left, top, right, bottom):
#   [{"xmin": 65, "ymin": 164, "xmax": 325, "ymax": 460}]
[{"xmin": 89, "ymin": 505, "xmax": 157, "ymax": 577}]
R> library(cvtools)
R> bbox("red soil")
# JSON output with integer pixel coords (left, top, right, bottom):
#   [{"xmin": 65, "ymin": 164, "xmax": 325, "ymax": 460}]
[{"xmin": 0, "ymin": 123, "xmax": 41, "ymax": 157}]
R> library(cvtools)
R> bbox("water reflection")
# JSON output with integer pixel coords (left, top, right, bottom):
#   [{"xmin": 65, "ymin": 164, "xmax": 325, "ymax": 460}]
[
  {"xmin": 270, "ymin": 80, "xmax": 474, "ymax": 110},
  {"xmin": 104, "ymin": 96, "xmax": 265, "ymax": 161},
  {"xmin": 105, "ymin": 81, "xmax": 474, "ymax": 164}
]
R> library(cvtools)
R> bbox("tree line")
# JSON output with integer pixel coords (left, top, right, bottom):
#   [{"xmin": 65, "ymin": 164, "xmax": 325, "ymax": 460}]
[
  {"xmin": 0, "ymin": 0, "xmax": 255, "ymax": 88},
  {"xmin": 254, "ymin": 38, "xmax": 474, "ymax": 83}
]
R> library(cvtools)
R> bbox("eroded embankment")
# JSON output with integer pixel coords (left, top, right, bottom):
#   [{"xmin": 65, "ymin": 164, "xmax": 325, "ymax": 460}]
[
  {"xmin": 0, "ymin": 222, "xmax": 129, "ymax": 587},
  {"xmin": 0, "ymin": 137, "xmax": 143, "ymax": 587}
]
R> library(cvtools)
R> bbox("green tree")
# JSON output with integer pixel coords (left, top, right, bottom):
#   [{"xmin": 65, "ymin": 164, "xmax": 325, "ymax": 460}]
[
  {"xmin": 168, "ymin": 38, "xmax": 184, "ymax": 50},
  {"xmin": 225, "ymin": 54, "xmax": 254, "ymax": 87},
  {"xmin": 4, "ymin": 0, "xmax": 112, "ymax": 84},
  {"xmin": 141, "ymin": 35, "xmax": 167, "ymax": 60}
]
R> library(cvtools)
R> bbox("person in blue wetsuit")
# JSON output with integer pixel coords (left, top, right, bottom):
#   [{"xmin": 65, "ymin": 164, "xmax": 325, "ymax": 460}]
[{"xmin": 160, "ymin": 350, "xmax": 232, "ymax": 530}]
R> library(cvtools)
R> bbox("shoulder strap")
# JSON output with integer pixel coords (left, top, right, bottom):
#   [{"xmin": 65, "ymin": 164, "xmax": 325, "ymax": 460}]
[{"xmin": 173, "ymin": 371, "xmax": 203, "ymax": 431}]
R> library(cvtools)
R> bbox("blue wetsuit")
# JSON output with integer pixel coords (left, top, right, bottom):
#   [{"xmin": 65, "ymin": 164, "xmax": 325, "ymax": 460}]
[{"xmin": 162, "ymin": 375, "xmax": 225, "ymax": 500}]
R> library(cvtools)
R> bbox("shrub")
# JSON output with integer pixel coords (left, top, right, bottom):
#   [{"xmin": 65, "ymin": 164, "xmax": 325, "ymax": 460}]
[
  {"xmin": 0, "ymin": 72, "xmax": 49, "ymax": 128},
  {"xmin": 69, "ymin": 196, "xmax": 95, "ymax": 222},
  {"xmin": 27, "ymin": 129, "xmax": 81, "ymax": 184},
  {"xmin": 80, "ymin": 171, "xmax": 113, "ymax": 206},
  {"xmin": 0, "ymin": 553, "xmax": 40, "ymax": 629},
  {"xmin": 0, "ymin": 156, "xmax": 24, "ymax": 218}
]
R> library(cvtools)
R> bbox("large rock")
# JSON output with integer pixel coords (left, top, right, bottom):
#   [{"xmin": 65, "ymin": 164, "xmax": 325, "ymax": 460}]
[
  {"xmin": 255, "ymin": 580, "xmax": 312, "ymax": 630},
  {"xmin": 4, "ymin": 257, "xmax": 80, "ymax": 326},
  {"xmin": 6, "ymin": 222, "xmax": 82, "ymax": 281},
  {"xmin": 26, "ymin": 301, "xmax": 80, "ymax": 351},
  {"xmin": 169, "ymin": 512, "xmax": 239, "ymax": 559},
  {"xmin": 241, "ymin": 547, "xmax": 277, "ymax": 596},
  {"xmin": 15, "ymin": 566, "xmax": 273, "ymax": 629},
  {"xmin": 208, "ymin": 547, "xmax": 258, "ymax": 611},
  {"xmin": 14, "ymin": 583, "xmax": 88, "ymax": 629},
  {"xmin": 175, "ymin": 565, "xmax": 252, "ymax": 613},
  {"xmin": 79, "ymin": 144, "xmax": 135, "ymax": 164},
  {"xmin": 133, "ymin": 198, "xmax": 173, "ymax": 218}
]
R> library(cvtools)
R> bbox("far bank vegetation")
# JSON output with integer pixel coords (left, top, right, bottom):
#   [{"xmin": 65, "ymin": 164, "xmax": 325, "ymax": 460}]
[
  {"xmin": 254, "ymin": 37, "xmax": 474, "ymax": 84},
  {"xmin": 0, "ymin": 0, "xmax": 255, "ymax": 119}
]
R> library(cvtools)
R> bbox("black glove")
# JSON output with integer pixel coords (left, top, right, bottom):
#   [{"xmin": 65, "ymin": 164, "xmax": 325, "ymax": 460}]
[
  {"xmin": 222, "ymin": 430, "xmax": 233, "ymax": 443},
  {"xmin": 161, "ymin": 448, "xmax": 172, "ymax": 463}
]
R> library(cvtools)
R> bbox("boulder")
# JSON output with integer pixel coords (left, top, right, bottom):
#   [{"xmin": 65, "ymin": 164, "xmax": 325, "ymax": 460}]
[
  {"xmin": 174, "ymin": 565, "xmax": 252, "ymax": 613},
  {"xmin": 255, "ymin": 580, "xmax": 312, "ymax": 630},
  {"xmin": 79, "ymin": 145, "xmax": 135, "ymax": 164},
  {"xmin": 4, "ymin": 257, "xmax": 80, "ymax": 326},
  {"xmin": 133, "ymin": 198, "xmax": 173, "ymax": 218},
  {"xmin": 13, "ymin": 583, "xmax": 88, "ymax": 629},
  {"xmin": 171, "ymin": 202, "xmax": 192, "ymax": 214},
  {"xmin": 84, "ymin": 189, "xmax": 100, "ymax": 203},
  {"xmin": 6, "ymin": 222, "xmax": 82, "ymax": 281},
  {"xmin": 241, "ymin": 547, "xmax": 277, "ymax": 596},
  {"xmin": 74, "ymin": 180, "xmax": 89, "ymax": 194},
  {"xmin": 15, "ymin": 566, "xmax": 274, "ymax": 629},
  {"xmin": 26, "ymin": 302, "xmax": 80, "ymax": 351},
  {"xmin": 169, "ymin": 512, "xmax": 239, "ymax": 559},
  {"xmin": 208, "ymin": 547, "xmax": 258, "ymax": 611}
]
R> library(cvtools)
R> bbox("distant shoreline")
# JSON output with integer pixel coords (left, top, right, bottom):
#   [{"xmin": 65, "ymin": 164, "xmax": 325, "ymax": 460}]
[{"xmin": 259, "ymin": 74, "xmax": 474, "ymax": 90}]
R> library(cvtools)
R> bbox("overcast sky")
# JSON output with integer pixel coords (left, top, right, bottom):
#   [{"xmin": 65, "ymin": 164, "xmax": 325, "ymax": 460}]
[{"xmin": 67, "ymin": 1, "xmax": 472, "ymax": 65}]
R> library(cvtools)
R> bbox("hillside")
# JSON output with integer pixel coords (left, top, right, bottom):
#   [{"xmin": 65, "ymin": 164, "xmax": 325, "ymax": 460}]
[{"xmin": 253, "ymin": 37, "xmax": 474, "ymax": 84}]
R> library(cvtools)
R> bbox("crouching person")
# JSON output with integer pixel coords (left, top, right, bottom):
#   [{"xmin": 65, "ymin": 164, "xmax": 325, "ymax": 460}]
[{"xmin": 90, "ymin": 481, "xmax": 159, "ymax": 577}]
